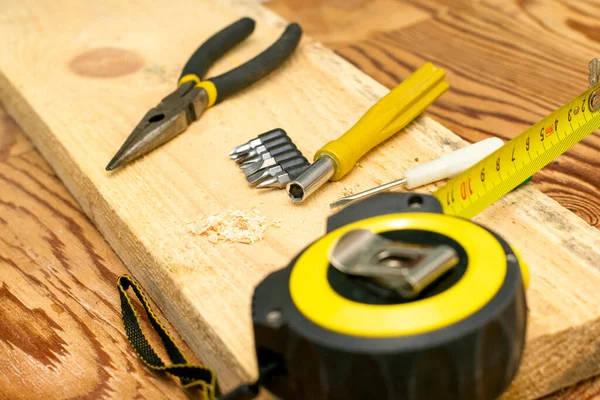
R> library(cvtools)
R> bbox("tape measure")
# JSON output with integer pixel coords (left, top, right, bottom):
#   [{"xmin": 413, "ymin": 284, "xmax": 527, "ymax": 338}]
[
  {"xmin": 252, "ymin": 192, "xmax": 529, "ymax": 400},
  {"xmin": 118, "ymin": 192, "xmax": 528, "ymax": 400},
  {"xmin": 434, "ymin": 78, "xmax": 600, "ymax": 218}
]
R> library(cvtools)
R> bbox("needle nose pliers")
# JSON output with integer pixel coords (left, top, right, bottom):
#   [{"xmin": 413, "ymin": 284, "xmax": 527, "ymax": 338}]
[{"xmin": 106, "ymin": 17, "xmax": 302, "ymax": 171}]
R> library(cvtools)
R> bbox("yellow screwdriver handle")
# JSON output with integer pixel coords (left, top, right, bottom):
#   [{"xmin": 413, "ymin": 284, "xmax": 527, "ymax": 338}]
[{"xmin": 315, "ymin": 62, "xmax": 449, "ymax": 181}]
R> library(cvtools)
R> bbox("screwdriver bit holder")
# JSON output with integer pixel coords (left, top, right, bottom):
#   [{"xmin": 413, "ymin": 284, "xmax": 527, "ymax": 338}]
[{"xmin": 230, "ymin": 128, "xmax": 310, "ymax": 189}]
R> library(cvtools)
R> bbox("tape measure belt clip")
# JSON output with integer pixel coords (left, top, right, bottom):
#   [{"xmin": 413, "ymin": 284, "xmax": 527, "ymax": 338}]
[{"xmin": 329, "ymin": 228, "xmax": 460, "ymax": 300}]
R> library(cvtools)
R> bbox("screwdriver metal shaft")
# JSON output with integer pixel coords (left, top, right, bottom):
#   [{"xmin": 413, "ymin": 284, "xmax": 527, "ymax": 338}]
[
  {"xmin": 330, "ymin": 178, "xmax": 407, "ymax": 209},
  {"xmin": 329, "ymin": 137, "xmax": 505, "ymax": 209}
]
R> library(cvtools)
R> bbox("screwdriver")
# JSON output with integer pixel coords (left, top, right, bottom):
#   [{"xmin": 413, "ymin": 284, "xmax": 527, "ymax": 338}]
[
  {"xmin": 286, "ymin": 63, "xmax": 449, "ymax": 203},
  {"xmin": 330, "ymin": 137, "xmax": 504, "ymax": 208}
]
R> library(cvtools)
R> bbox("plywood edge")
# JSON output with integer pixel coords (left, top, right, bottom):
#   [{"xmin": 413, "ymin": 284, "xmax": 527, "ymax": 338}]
[{"xmin": 504, "ymin": 317, "xmax": 600, "ymax": 399}]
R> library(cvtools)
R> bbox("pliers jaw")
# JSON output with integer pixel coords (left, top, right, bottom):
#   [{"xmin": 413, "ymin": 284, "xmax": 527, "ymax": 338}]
[{"xmin": 106, "ymin": 82, "xmax": 208, "ymax": 171}]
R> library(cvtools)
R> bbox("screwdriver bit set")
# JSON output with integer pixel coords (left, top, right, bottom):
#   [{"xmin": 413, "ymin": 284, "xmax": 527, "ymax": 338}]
[
  {"xmin": 230, "ymin": 128, "xmax": 310, "ymax": 189},
  {"xmin": 231, "ymin": 63, "xmax": 449, "ymax": 203}
]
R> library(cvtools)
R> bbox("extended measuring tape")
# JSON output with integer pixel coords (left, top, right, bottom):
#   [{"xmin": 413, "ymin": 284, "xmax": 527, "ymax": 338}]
[
  {"xmin": 434, "ymin": 67, "xmax": 600, "ymax": 218},
  {"xmin": 118, "ymin": 62, "xmax": 600, "ymax": 400}
]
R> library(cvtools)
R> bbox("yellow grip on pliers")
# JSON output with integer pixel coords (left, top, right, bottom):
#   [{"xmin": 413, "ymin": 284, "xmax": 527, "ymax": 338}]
[
  {"xmin": 315, "ymin": 62, "xmax": 449, "ymax": 181},
  {"xmin": 178, "ymin": 74, "xmax": 218, "ymax": 108}
]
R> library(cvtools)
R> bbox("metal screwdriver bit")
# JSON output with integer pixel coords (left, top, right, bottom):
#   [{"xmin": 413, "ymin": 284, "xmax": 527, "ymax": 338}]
[
  {"xmin": 247, "ymin": 165, "xmax": 283, "ymax": 185},
  {"xmin": 229, "ymin": 128, "xmax": 287, "ymax": 158},
  {"xmin": 244, "ymin": 150, "xmax": 303, "ymax": 176},
  {"xmin": 234, "ymin": 135, "xmax": 291, "ymax": 162},
  {"xmin": 240, "ymin": 153, "xmax": 272, "ymax": 168},
  {"xmin": 256, "ymin": 164, "xmax": 310, "ymax": 189},
  {"xmin": 237, "ymin": 140, "xmax": 295, "ymax": 165},
  {"xmin": 254, "ymin": 176, "xmax": 281, "ymax": 189},
  {"xmin": 246, "ymin": 156, "xmax": 308, "ymax": 185}
]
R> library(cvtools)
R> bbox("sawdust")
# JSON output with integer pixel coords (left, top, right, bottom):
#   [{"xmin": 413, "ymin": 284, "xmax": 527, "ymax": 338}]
[
  {"xmin": 341, "ymin": 184, "xmax": 361, "ymax": 196},
  {"xmin": 189, "ymin": 208, "xmax": 281, "ymax": 244}
]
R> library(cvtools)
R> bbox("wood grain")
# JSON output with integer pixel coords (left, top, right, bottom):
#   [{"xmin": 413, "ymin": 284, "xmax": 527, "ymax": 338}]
[
  {"xmin": 0, "ymin": 107, "xmax": 203, "ymax": 399},
  {"xmin": 0, "ymin": 99, "xmax": 596, "ymax": 400},
  {"xmin": 0, "ymin": 0, "xmax": 599, "ymax": 399},
  {"xmin": 1, "ymin": 110, "xmax": 597, "ymax": 400},
  {"xmin": 268, "ymin": 0, "xmax": 600, "ymax": 228}
]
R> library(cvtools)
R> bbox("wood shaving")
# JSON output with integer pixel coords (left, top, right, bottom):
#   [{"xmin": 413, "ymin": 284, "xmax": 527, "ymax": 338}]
[
  {"xmin": 341, "ymin": 184, "xmax": 361, "ymax": 196},
  {"xmin": 190, "ymin": 208, "xmax": 280, "ymax": 244}
]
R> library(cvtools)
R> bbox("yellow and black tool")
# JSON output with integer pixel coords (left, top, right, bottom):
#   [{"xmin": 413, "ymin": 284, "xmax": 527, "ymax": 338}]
[
  {"xmin": 286, "ymin": 62, "xmax": 448, "ymax": 202},
  {"xmin": 252, "ymin": 192, "xmax": 529, "ymax": 400},
  {"xmin": 106, "ymin": 17, "xmax": 302, "ymax": 171}
]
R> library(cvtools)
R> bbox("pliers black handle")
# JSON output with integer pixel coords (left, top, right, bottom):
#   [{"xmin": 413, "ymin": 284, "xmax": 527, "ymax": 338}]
[{"xmin": 179, "ymin": 18, "xmax": 302, "ymax": 106}]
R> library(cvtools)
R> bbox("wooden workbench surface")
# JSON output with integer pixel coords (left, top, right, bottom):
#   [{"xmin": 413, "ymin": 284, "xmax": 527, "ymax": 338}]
[{"xmin": 0, "ymin": 1, "xmax": 599, "ymax": 399}]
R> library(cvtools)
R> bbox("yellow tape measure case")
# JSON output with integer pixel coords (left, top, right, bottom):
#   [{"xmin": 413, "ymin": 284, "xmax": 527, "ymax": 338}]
[{"xmin": 251, "ymin": 193, "xmax": 528, "ymax": 400}]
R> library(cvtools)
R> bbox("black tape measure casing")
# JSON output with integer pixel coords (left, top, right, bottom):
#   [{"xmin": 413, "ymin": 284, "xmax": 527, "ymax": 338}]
[{"xmin": 252, "ymin": 193, "xmax": 528, "ymax": 400}]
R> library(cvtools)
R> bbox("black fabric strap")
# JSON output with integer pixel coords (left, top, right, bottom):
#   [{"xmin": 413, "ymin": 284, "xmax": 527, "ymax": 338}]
[{"xmin": 117, "ymin": 275, "xmax": 218, "ymax": 399}]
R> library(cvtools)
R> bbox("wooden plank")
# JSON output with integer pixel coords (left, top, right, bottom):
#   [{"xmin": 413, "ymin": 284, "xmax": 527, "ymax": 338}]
[
  {"xmin": 268, "ymin": 0, "xmax": 600, "ymax": 228},
  {"xmin": 0, "ymin": 0, "xmax": 598, "ymax": 398},
  {"xmin": 0, "ymin": 103, "xmax": 597, "ymax": 400},
  {"xmin": 1, "ymin": 94, "xmax": 598, "ymax": 400},
  {"xmin": 0, "ymin": 108, "xmax": 201, "ymax": 399}
]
